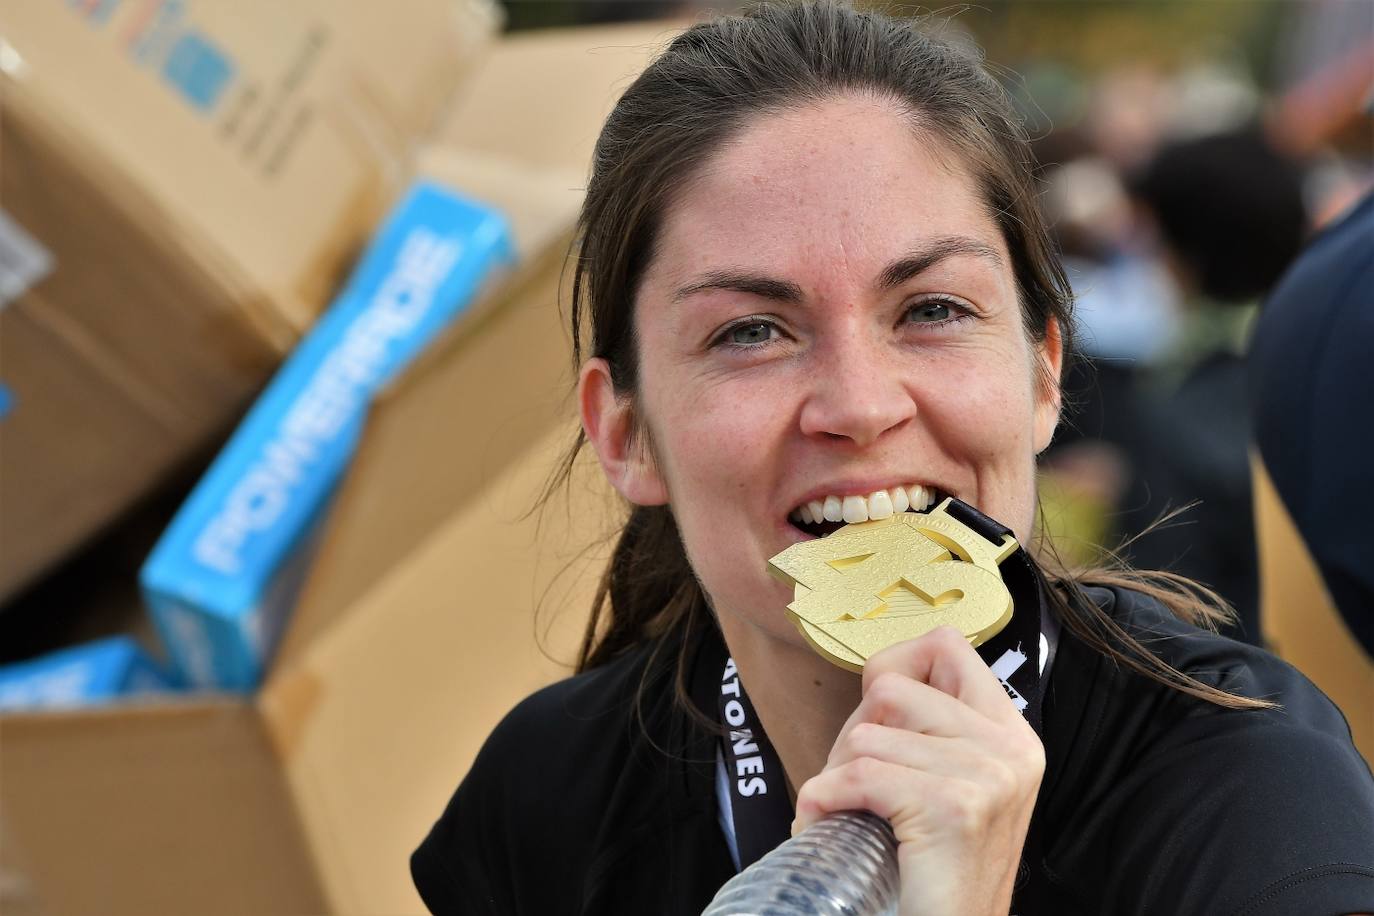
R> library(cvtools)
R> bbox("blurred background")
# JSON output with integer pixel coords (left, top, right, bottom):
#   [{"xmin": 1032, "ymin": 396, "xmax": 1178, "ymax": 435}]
[{"xmin": 0, "ymin": 0, "xmax": 1369, "ymax": 913}]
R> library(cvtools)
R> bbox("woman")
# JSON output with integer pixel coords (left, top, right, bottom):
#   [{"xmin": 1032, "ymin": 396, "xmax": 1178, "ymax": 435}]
[{"xmin": 412, "ymin": 3, "xmax": 1374, "ymax": 913}]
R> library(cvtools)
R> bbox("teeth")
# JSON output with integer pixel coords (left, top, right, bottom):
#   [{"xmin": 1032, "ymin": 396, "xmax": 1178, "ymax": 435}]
[
  {"xmin": 792, "ymin": 484, "xmax": 940, "ymax": 529},
  {"xmin": 891, "ymin": 486, "xmax": 910, "ymax": 513},
  {"xmin": 867, "ymin": 489, "xmax": 893, "ymax": 520},
  {"xmin": 908, "ymin": 485, "xmax": 926, "ymax": 510}
]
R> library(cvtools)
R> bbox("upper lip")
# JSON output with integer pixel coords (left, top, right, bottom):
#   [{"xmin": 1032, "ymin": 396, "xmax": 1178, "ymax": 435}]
[{"xmin": 787, "ymin": 478, "xmax": 945, "ymax": 515}]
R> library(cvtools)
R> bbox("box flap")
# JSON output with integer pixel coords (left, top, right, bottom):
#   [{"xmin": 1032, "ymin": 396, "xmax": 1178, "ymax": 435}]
[
  {"xmin": 0, "ymin": 0, "xmax": 500, "ymax": 336},
  {"xmin": 0, "ymin": 701, "xmax": 328, "ymax": 915},
  {"xmin": 435, "ymin": 21, "xmax": 683, "ymax": 176},
  {"xmin": 249, "ymin": 24, "xmax": 683, "ymax": 912},
  {"xmin": 262, "ymin": 426, "xmax": 618, "ymax": 914},
  {"xmin": 270, "ymin": 21, "xmax": 683, "ymax": 660}
]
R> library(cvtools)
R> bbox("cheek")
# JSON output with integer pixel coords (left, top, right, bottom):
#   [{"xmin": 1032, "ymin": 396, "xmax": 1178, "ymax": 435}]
[
  {"xmin": 920, "ymin": 351, "xmax": 1041, "ymax": 530},
  {"xmin": 923, "ymin": 355, "xmax": 1035, "ymax": 454},
  {"xmin": 641, "ymin": 369, "xmax": 784, "ymax": 508}
]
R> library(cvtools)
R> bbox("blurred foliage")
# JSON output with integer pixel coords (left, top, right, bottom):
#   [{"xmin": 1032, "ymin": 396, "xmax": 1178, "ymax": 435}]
[
  {"xmin": 499, "ymin": 0, "xmax": 1290, "ymax": 86},
  {"xmin": 1035, "ymin": 469, "xmax": 1115, "ymax": 569},
  {"xmin": 497, "ymin": 0, "xmax": 693, "ymax": 30},
  {"xmin": 874, "ymin": 1, "xmax": 1289, "ymax": 83}
]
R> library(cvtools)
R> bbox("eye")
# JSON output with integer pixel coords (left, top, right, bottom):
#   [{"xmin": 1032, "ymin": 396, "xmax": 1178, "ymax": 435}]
[
  {"xmin": 716, "ymin": 318, "xmax": 781, "ymax": 348},
  {"xmin": 731, "ymin": 322, "xmax": 774, "ymax": 344},
  {"xmin": 903, "ymin": 296, "xmax": 969, "ymax": 327},
  {"xmin": 908, "ymin": 299, "xmax": 951, "ymax": 323}
]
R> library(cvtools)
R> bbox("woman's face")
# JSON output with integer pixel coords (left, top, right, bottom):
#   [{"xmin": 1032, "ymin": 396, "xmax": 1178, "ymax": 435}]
[{"xmin": 585, "ymin": 94, "xmax": 1061, "ymax": 649}]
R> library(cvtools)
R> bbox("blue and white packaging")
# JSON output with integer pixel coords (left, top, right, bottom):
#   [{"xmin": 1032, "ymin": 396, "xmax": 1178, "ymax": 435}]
[
  {"xmin": 141, "ymin": 182, "xmax": 515, "ymax": 691},
  {"xmin": 0, "ymin": 637, "xmax": 176, "ymax": 712}
]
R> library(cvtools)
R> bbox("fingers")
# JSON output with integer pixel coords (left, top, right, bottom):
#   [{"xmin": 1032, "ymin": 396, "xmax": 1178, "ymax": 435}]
[
  {"xmin": 823, "ymin": 722, "xmax": 1037, "ymax": 808},
  {"xmin": 833, "ymin": 670, "xmax": 981, "ymax": 744},
  {"xmin": 862, "ymin": 625, "xmax": 1025, "ymax": 727},
  {"xmin": 797, "ymin": 725, "xmax": 1044, "ymax": 837},
  {"xmin": 792, "ymin": 755, "xmax": 929, "ymax": 834}
]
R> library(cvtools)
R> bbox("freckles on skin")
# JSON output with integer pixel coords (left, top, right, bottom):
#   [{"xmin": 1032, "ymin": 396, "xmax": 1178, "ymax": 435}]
[{"xmin": 626, "ymin": 94, "xmax": 1057, "ymax": 644}]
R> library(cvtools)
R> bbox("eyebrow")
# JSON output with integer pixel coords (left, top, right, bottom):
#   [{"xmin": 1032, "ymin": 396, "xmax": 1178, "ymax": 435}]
[
  {"xmin": 671, "ymin": 235, "xmax": 1003, "ymax": 304},
  {"xmin": 672, "ymin": 271, "xmax": 805, "ymax": 304},
  {"xmin": 876, "ymin": 236, "xmax": 1004, "ymax": 291}
]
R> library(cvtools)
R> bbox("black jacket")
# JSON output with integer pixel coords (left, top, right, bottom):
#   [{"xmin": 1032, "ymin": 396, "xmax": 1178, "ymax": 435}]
[{"xmin": 413, "ymin": 585, "xmax": 1374, "ymax": 914}]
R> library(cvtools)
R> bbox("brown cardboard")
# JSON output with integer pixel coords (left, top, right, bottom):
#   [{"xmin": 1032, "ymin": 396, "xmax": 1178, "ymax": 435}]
[
  {"xmin": 1253, "ymin": 453, "xmax": 1373, "ymax": 762},
  {"xmin": 0, "ymin": 256, "xmax": 604, "ymax": 915},
  {"xmin": 0, "ymin": 701, "xmax": 330, "ymax": 915},
  {"xmin": 0, "ymin": 252, "xmax": 601, "ymax": 916},
  {"xmin": 432, "ymin": 20, "xmax": 677, "ymax": 178},
  {"xmin": 0, "ymin": 23, "xmax": 676, "ymax": 914},
  {"xmin": 0, "ymin": 0, "xmax": 499, "ymax": 602}
]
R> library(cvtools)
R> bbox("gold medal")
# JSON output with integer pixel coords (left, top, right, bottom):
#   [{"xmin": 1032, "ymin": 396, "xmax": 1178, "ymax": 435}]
[{"xmin": 767, "ymin": 498, "xmax": 1019, "ymax": 672}]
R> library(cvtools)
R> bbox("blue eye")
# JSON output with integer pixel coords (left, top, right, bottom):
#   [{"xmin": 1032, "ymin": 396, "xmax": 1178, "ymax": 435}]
[
  {"xmin": 907, "ymin": 299, "xmax": 953, "ymax": 323},
  {"xmin": 728, "ymin": 321, "xmax": 776, "ymax": 345}
]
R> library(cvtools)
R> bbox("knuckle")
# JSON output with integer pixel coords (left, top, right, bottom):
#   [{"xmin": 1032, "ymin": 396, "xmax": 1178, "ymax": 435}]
[
  {"xmin": 1009, "ymin": 727, "xmax": 1047, "ymax": 774},
  {"xmin": 793, "ymin": 776, "xmax": 823, "ymax": 812},
  {"xmin": 866, "ymin": 672, "xmax": 907, "ymax": 715},
  {"xmin": 940, "ymin": 787, "xmax": 983, "ymax": 834},
  {"xmin": 844, "ymin": 755, "xmax": 882, "ymax": 787},
  {"xmin": 846, "ymin": 721, "xmax": 883, "ymax": 755},
  {"xmin": 985, "ymin": 758, "xmax": 1019, "ymax": 798}
]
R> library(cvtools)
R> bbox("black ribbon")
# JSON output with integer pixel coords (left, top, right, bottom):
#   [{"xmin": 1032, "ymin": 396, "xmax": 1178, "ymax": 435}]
[{"xmin": 715, "ymin": 654, "xmax": 795, "ymax": 870}]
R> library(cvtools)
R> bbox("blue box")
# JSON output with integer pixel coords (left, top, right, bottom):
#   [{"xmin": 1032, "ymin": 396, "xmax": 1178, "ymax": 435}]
[
  {"xmin": 162, "ymin": 31, "xmax": 236, "ymax": 112},
  {"xmin": 0, "ymin": 637, "xmax": 175, "ymax": 712},
  {"xmin": 141, "ymin": 182, "xmax": 514, "ymax": 691}
]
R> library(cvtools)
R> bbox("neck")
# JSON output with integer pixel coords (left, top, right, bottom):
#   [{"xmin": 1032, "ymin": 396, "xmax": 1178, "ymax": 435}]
[{"xmin": 717, "ymin": 613, "xmax": 862, "ymax": 799}]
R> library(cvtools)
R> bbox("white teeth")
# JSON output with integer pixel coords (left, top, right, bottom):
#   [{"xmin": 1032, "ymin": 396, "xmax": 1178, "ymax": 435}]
[
  {"xmin": 891, "ymin": 486, "xmax": 910, "ymax": 513},
  {"xmin": 910, "ymin": 485, "xmax": 930, "ymax": 509},
  {"xmin": 842, "ymin": 495, "xmax": 868, "ymax": 524},
  {"xmin": 867, "ymin": 489, "xmax": 893, "ymax": 520},
  {"xmin": 792, "ymin": 484, "xmax": 941, "ymax": 530}
]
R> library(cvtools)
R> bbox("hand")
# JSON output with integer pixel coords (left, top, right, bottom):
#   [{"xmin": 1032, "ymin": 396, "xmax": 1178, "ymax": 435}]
[{"xmin": 792, "ymin": 626, "xmax": 1045, "ymax": 916}]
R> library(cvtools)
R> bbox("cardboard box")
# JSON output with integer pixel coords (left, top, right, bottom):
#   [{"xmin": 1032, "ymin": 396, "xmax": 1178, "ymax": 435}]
[
  {"xmin": 0, "ymin": 0, "xmax": 501, "ymax": 603},
  {"xmin": 1253, "ymin": 454, "xmax": 1373, "ymax": 762},
  {"xmin": 141, "ymin": 183, "xmax": 516, "ymax": 691},
  {"xmin": 0, "ymin": 24, "xmax": 676, "ymax": 915}
]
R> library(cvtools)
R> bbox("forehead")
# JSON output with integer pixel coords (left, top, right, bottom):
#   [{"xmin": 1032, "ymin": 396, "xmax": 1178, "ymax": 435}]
[{"xmin": 652, "ymin": 94, "xmax": 1006, "ymax": 284}]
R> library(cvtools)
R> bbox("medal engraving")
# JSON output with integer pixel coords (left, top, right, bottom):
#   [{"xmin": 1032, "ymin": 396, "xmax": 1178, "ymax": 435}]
[{"xmin": 768, "ymin": 498, "xmax": 1018, "ymax": 671}]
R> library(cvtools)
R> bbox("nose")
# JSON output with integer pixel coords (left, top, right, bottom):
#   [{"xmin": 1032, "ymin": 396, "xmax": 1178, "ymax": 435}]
[{"xmin": 798, "ymin": 335, "xmax": 917, "ymax": 448}]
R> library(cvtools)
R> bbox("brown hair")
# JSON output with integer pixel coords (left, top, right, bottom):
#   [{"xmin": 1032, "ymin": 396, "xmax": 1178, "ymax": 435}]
[{"xmin": 551, "ymin": 0, "xmax": 1268, "ymax": 711}]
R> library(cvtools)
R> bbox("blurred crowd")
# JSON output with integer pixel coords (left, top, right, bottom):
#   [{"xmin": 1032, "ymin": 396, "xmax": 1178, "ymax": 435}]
[{"xmin": 1015, "ymin": 2, "xmax": 1371, "ymax": 646}]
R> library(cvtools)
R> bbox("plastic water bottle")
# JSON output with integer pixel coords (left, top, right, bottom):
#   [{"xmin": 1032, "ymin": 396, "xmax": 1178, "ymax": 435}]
[{"xmin": 701, "ymin": 811, "xmax": 899, "ymax": 915}]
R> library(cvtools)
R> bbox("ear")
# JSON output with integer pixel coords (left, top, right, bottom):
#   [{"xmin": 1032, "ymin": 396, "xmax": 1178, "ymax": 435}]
[
  {"xmin": 1032, "ymin": 317, "xmax": 1065, "ymax": 454},
  {"xmin": 579, "ymin": 358, "xmax": 669, "ymax": 506}
]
